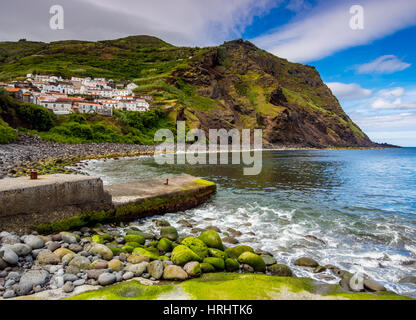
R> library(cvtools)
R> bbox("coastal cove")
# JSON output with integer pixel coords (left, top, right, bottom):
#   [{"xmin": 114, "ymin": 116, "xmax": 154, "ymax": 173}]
[{"xmin": 77, "ymin": 148, "xmax": 416, "ymax": 298}]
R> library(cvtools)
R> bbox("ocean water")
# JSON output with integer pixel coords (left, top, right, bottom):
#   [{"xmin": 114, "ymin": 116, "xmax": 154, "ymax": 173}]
[{"xmin": 78, "ymin": 148, "xmax": 416, "ymax": 297}]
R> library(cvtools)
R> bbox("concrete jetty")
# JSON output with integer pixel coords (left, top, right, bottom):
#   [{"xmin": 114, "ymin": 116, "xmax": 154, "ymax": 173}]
[{"xmin": 0, "ymin": 174, "xmax": 216, "ymax": 233}]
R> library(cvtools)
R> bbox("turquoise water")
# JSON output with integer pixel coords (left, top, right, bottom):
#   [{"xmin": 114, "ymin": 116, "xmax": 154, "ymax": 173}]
[{"xmin": 79, "ymin": 148, "xmax": 416, "ymax": 297}]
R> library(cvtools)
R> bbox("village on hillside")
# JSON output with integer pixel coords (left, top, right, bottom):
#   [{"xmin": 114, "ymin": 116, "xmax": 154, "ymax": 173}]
[{"xmin": 0, "ymin": 74, "xmax": 152, "ymax": 116}]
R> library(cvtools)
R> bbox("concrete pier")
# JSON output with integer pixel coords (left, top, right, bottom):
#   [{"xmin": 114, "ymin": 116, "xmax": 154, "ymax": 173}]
[{"xmin": 0, "ymin": 174, "xmax": 216, "ymax": 233}]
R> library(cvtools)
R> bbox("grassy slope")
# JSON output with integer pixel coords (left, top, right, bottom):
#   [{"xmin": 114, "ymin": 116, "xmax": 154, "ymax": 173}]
[
  {"xmin": 67, "ymin": 273, "xmax": 413, "ymax": 300},
  {"xmin": 0, "ymin": 36, "xmax": 371, "ymax": 146}
]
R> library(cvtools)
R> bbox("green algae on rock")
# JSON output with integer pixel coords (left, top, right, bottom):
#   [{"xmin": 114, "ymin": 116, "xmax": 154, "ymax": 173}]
[
  {"xmin": 181, "ymin": 237, "xmax": 209, "ymax": 259},
  {"xmin": 198, "ymin": 230, "xmax": 224, "ymax": 250},
  {"xmin": 225, "ymin": 245, "xmax": 254, "ymax": 259},
  {"xmin": 171, "ymin": 245, "xmax": 202, "ymax": 266},
  {"xmin": 67, "ymin": 273, "xmax": 414, "ymax": 301}
]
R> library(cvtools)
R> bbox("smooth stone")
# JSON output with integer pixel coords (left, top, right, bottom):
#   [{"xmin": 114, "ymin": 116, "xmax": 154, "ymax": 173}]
[
  {"xmin": 6, "ymin": 271, "xmax": 20, "ymax": 280},
  {"xmin": 108, "ymin": 260, "xmax": 123, "ymax": 272},
  {"xmin": 86, "ymin": 269, "xmax": 107, "ymax": 280},
  {"xmin": 223, "ymin": 237, "xmax": 239, "ymax": 244},
  {"xmin": 183, "ymin": 261, "xmax": 201, "ymax": 277},
  {"xmin": 242, "ymin": 264, "xmax": 255, "ymax": 273},
  {"xmin": 0, "ymin": 247, "xmax": 18, "ymax": 265},
  {"xmin": 61, "ymin": 233, "xmax": 77, "ymax": 244},
  {"xmin": 90, "ymin": 260, "xmax": 108, "ymax": 269},
  {"xmin": 69, "ymin": 255, "xmax": 91, "ymax": 270},
  {"xmin": 364, "ymin": 279, "xmax": 386, "ymax": 292},
  {"xmin": 17, "ymin": 270, "xmax": 49, "ymax": 295},
  {"xmin": 98, "ymin": 273, "xmax": 116, "ymax": 286},
  {"xmin": 63, "ymin": 281, "xmax": 74, "ymax": 293},
  {"xmin": 3, "ymin": 289, "xmax": 15, "ymax": 299},
  {"xmin": 36, "ymin": 250, "xmax": 60, "ymax": 265},
  {"xmin": 1, "ymin": 235, "xmax": 20, "ymax": 245},
  {"xmin": 126, "ymin": 262, "xmax": 148, "ymax": 277},
  {"xmin": 51, "ymin": 276, "xmax": 64, "ymax": 289},
  {"xmin": 148, "ymin": 260, "xmax": 164, "ymax": 280},
  {"xmin": 10, "ymin": 243, "xmax": 32, "ymax": 256},
  {"xmin": 313, "ymin": 266, "xmax": 327, "ymax": 273},
  {"xmin": 88, "ymin": 244, "xmax": 113, "ymax": 261},
  {"xmin": 398, "ymin": 276, "xmax": 416, "ymax": 284},
  {"xmin": 122, "ymin": 272, "xmax": 134, "ymax": 280},
  {"xmin": 73, "ymin": 279, "xmax": 86, "ymax": 287},
  {"xmin": 47, "ymin": 242, "xmax": 61, "ymax": 252},
  {"xmin": 294, "ymin": 257, "xmax": 319, "ymax": 268},
  {"xmin": 23, "ymin": 235, "xmax": 45, "ymax": 249},
  {"xmin": 63, "ymin": 274, "xmax": 78, "ymax": 282},
  {"xmin": 163, "ymin": 265, "xmax": 188, "ymax": 280},
  {"xmin": 68, "ymin": 244, "xmax": 83, "ymax": 253},
  {"xmin": 127, "ymin": 254, "xmax": 150, "ymax": 264},
  {"xmin": 65, "ymin": 265, "xmax": 80, "ymax": 275}
]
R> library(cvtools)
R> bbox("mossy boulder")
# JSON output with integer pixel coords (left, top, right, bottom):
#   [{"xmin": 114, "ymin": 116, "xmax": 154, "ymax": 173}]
[
  {"xmin": 146, "ymin": 247, "xmax": 160, "ymax": 256},
  {"xmin": 171, "ymin": 245, "xmax": 202, "ymax": 266},
  {"xmin": 125, "ymin": 242, "xmax": 142, "ymax": 249},
  {"xmin": 147, "ymin": 240, "xmax": 159, "ymax": 248},
  {"xmin": 224, "ymin": 245, "xmax": 254, "ymax": 259},
  {"xmin": 107, "ymin": 246, "xmax": 123, "ymax": 256},
  {"xmin": 225, "ymin": 258, "xmax": 240, "ymax": 272},
  {"xmin": 157, "ymin": 238, "xmax": 172, "ymax": 253},
  {"xmin": 122, "ymin": 245, "xmax": 134, "ymax": 253},
  {"xmin": 203, "ymin": 257, "xmax": 225, "ymax": 270},
  {"xmin": 133, "ymin": 247, "xmax": 159, "ymax": 261},
  {"xmin": 124, "ymin": 234, "xmax": 145, "ymax": 245},
  {"xmin": 181, "ymin": 237, "xmax": 209, "ymax": 258},
  {"xmin": 200, "ymin": 262, "xmax": 216, "ymax": 273},
  {"xmin": 268, "ymin": 264, "xmax": 293, "ymax": 277},
  {"xmin": 160, "ymin": 226, "xmax": 178, "ymax": 241},
  {"xmin": 238, "ymin": 252, "xmax": 266, "ymax": 272},
  {"xmin": 53, "ymin": 248, "xmax": 75, "ymax": 260},
  {"xmin": 209, "ymin": 248, "xmax": 227, "ymax": 260},
  {"xmin": 91, "ymin": 235, "xmax": 105, "ymax": 244},
  {"xmin": 126, "ymin": 229, "xmax": 154, "ymax": 239},
  {"xmin": 198, "ymin": 230, "xmax": 224, "ymax": 250}
]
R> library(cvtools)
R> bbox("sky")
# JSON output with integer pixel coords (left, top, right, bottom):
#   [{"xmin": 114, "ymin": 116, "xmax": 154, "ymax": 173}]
[{"xmin": 1, "ymin": 0, "xmax": 415, "ymax": 146}]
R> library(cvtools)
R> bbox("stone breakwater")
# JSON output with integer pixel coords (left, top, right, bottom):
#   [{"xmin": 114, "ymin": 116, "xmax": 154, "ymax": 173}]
[
  {"xmin": 0, "ymin": 134, "xmax": 155, "ymax": 179},
  {"xmin": 0, "ymin": 220, "xmax": 401, "ymax": 300}
]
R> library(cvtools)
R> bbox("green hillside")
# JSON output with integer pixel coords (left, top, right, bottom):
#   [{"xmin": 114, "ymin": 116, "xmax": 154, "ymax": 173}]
[{"xmin": 0, "ymin": 35, "xmax": 376, "ymax": 147}]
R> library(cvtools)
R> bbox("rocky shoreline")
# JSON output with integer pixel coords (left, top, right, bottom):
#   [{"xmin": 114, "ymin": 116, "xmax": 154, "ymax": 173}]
[
  {"xmin": 0, "ymin": 134, "xmax": 155, "ymax": 179},
  {"xmin": 1, "ymin": 218, "xmax": 406, "ymax": 300}
]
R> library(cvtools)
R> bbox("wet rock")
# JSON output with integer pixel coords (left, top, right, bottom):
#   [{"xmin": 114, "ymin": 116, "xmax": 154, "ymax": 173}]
[
  {"xmin": 261, "ymin": 255, "xmax": 276, "ymax": 266},
  {"xmin": 227, "ymin": 228, "xmax": 242, "ymax": 237},
  {"xmin": 127, "ymin": 254, "xmax": 150, "ymax": 264},
  {"xmin": 305, "ymin": 235, "xmax": 326, "ymax": 245},
  {"xmin": 313, "ymin": 266, "xmax": 327, "ymax": 273},
  {"xmin": 88, "ymin": 244, "xmax": 113, "ymax": 261},
  {"xmin": 364, "ymin": 279, "xmax": 386, "ymax": 292},
  {"xmin": 177, "ymin": 220, "xmax": 193, "ymax": 228},
  {"xmin": 206, "ymin": 226, "xmax": 221, "ymax": 233},
  {"xmin": 294, "ymin": 257, "xmax": 319, "ymax": 268},
  {"xmin": 63, "ymin": 281, "xmax": 74, "ymax": 293},
  {"xmin": 268, "ymin": 264, "xmax": 293, "ymax": 277},
  {"xmin": 73, "ymin": 279, "xmax": 85, "ymax": 287},
  {"xmin": 90, "ymin": 260, "xmax": 108, "ymax": 269},
  {"xmin": 160, "ymin": 226, "xmax": 178, "ymax": 241},
  {"xmin": 398, "ymin": 276, "xmax": 416, "ymax": 285},
  {"xmin": 108, "ymin": 260, "xmax": 123, "ymax": 271},
  {"xmin": 223, "ymin": 237, "xmax": 239, "ymax": 244}
]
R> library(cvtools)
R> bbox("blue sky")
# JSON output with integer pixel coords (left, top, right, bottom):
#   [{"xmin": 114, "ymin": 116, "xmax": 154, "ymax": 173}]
[{"xmin": 1, "ymin": 0, "xmax": 416, "ymax": 146}]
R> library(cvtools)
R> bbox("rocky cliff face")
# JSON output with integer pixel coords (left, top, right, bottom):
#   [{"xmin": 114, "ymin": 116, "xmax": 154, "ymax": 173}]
[{"xmin": 171, "ymin": 39, "xmax": 375, "ymax": 148}]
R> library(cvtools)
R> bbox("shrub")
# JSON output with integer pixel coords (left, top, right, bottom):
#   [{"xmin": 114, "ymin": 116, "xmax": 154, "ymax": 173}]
[
  {"xmin": 15, "ymin": 103, "xmax": 54, "ymax": 131},
  {"xmin": 0, "ymin": 119, "xmax": 17, "ymax": 144}
]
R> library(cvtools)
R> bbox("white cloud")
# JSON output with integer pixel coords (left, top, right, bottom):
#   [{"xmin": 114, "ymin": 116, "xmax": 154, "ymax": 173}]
[
  {"xmin": 370, "ymin": 87, "xmax": 416, "ymax": 109},
  {"xmin": 357, "ymin": 55, "xmax": 411, "ymax": 74},
  {"xmin": 326, "ymin": 82, "xmax": 372, "ymax": 100},
  {"xmin": 252, "ymin": 0, "xmax": 416, "ymax": 62},
  {"xmin": 0, "ymin": 0, "xmax": 280, "ymax": 46}
]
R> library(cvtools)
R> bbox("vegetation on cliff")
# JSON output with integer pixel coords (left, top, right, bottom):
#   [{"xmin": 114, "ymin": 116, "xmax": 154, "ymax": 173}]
[{"xmin": 0, "ymin": 35, "xmax": 376, "ymax": 147}]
